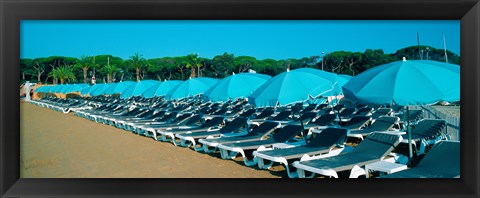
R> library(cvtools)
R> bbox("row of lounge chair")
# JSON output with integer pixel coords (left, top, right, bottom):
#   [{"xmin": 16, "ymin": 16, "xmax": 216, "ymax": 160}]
[{"xmin": 30, "ymin": 95, "xmax": 457, "ymax": 178}]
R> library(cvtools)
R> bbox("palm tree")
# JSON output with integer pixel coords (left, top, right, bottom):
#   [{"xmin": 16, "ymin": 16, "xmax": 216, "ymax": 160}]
[
  {"xmin": 185, "ymin": 53, "xmax": 202, "ymax": 78},
  {"xmin": 100, "ymin": 64, "xmax": 120, "ymax": 83},
  {"xmin": 49, "ymin": 66, "xmax": 76, "ymax": 84},
  {"xmin": 129, "ymin": 53, "xmax": 145, "ymax": 82},
  {"xmin": 75, "ymin": 55, "xmax": 93, "ymax": 83}
]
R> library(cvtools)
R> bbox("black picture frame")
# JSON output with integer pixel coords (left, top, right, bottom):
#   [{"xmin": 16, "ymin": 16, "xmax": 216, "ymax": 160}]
[{"xmin": 1, "ymin": 0, "xmax": 478, "ymax": 197}]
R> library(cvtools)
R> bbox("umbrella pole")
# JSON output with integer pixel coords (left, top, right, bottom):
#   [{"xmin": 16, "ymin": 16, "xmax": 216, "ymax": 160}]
[{"xmin": 407, "ymin": 106, "xmax": 413, "ymax": 167}]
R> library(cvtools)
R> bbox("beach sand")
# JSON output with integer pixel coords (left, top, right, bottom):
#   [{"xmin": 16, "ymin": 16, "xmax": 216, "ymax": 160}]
[{"xmin": 20, "ymin": 101, "xmax": 284, "ymax": 178}]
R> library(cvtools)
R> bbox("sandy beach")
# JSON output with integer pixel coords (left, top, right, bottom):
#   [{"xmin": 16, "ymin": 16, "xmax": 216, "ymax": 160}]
[{"xmin": 20, "ymin": 101, "xmax": 283, "ymax": 178}]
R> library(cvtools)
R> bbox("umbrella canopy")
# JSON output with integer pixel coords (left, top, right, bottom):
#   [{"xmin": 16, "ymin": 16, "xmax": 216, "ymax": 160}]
[
  {"xmin": 342, "ymin": 60, "xmax": 460, "ymax": 106},
  {"xmin": 248, "ymin": 68, "xmax": 338, "ymax": 107},
  {"xmin": 58, "ymin": 84, "xmax": 72, "ymax": 94},
  {"xmin": 341, "ymin": 59, "xmax": 460, "ymax": 166},
  {"xmin": 80, "ymin": 85, "xmax": 96, "ymax": 96},
  {"xmin": 89, "ymin": 83, "xmax": 114, "ymax": 96},
  {"xmin": 103, "ymin": 81, "xmax": 136, "ymax": 95},
  {"xmin": 120, "ymin": 80, "xmax": 161, "ymax": 99},
  {"xmin": 203, "ymin": 73, "xmax": 271, "ymax": 102},
  {"xmin": 322, "ymin": 74, "xmax": 353, "ymax": 96},
  {"xmin": 165, "ymin": 77, "xmax": 218, "ymax": 100},
  {"xmin": 34, "ymin": 86, "xmax": 50, "ymax": 93},
  {"xmin": 50, "ymin": 85, "xmax": 65, "ymax": 93},
  {"xmin": 63, "ymin": 84, "xmax": 90, "ymax": 94},
  {"xmin": 142, "ymin": 80, "xmax": 183, "ymax": 98}
]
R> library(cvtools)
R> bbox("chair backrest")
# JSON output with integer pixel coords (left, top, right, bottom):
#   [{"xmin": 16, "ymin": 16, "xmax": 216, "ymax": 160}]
[
  {"xmin": 254, "ymin": 109, "xmax": 275, "ymax": 119},
  {"xmin": 338, "ymin": 107, "xmax": 356, "ymax": 118},
  {"xmin": 411, "ymin": 119, "xmax": 447, "ymax": 137},
  {"xmin": 371, "ymin": 108, "xmax": 393, "ymax": 119},
  {"xmin": 310, "ymin": 114, "xmax": 336, "ymax": 126},
  {"xmin": 149, "ymin": 110, "xmax": 166, "ymax": 119},
  {"xmin": 249, "ymin": 121, "xmax": 280, "ymax": 137},
  {"xmin": 156, "ymin": 112, "xmax": 178, "ymax": 122},
  {"xmin": 300, "ymin": 105, "xmax": 316, "ymax": 114},
  {"xmin": 354, "ymin": 107, "xmax": 374, "ymax": 116},
  {"xmin": 239, "ymin": 109, "xmax": 256, "ymax": 118},
  {"xmin": 272, "ymin": 124, "xmax": 305, "ymax": 142},
  {"xmin": 351, "ymin": 132, "xmax": 402, "ymax": 159},
  {"xmin": 316, "ymin": 103, "xmax": 328, "ymax": 110},
  {"xmin": 298, "ymin": 112, "xmax": 319, "ymax": 124},
  {"xmin": 332, "ymin": 104, "xmax": 345, "ymax": 111},
  {"xmin": 415, "ymin": 141, "xmax": 459, "ymax": 174},
  {"xmin": 212, "ymin": 107, "xmax": 228, "ymax": 115},
  {"xmin": 370, "ymin": 116, "xmax": 400, "ymax": 131},
  {"xmin": 219, "ymin": 118, "xmax": 248, "ymax": 134},
  {"xmin": 306, "ymin": 127, "xmax": 349, "ymax": 148},
  {"xmin": 402, "ymin": 109, "xmax": 424, "ymax": 122},
  {"xmin": 172, "ymin": 113, "xmax": 193, "ymax": 124},
  {"xmin": 342, "ymin": 116, "xmax": 371, "ymax": 129},
  {"xmin": 318, "ymin": 107, "xmax": 333, "ymax": 115},
  {"xmin": 270, "ymin": 110, "xmax": 292, "ymax": 121},
  {"xmin": 199, "ymin": 116, "xmax": 225, "ymax": 128},
  {"xmin": 184, "ymin": 114, "xmax": 203, "ymax": 126}
]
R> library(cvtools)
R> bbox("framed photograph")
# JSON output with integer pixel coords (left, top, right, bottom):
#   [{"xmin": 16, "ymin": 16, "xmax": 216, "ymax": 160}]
[{"xmin": 1, "ymin": 0, "xmax": 478, "ymax": 197}]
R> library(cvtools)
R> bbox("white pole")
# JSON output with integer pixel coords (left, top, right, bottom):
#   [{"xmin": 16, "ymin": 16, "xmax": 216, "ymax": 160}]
[{"xmin": 443, "ymin": 32, "xmax": 448, "ymax": 63}]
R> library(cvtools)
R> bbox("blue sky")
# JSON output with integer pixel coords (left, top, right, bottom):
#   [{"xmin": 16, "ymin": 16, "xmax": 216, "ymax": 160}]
[{"xmin": 20, "ymin": 20, "xmax": 460, "ymax": 60}]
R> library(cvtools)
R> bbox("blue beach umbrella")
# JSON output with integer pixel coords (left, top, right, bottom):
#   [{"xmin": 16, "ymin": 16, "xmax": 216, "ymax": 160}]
[
  {"xmin": 165, "ymin": 77, "xmax": 219, "ymax": 100},
  {"xmin": 342, "ymin": 59, "xmax": 460, "ymax": 165},
  {"xmin": 103, "ymin": 81, "xmax": 136, "ymax": 95},
  {"xmin": 322, "ymin": 74, "xmax": 353, "ymax": 97},
  {"xmin": 342, "ymin": 60, "xmax": 460, "ymax": 106},
  {"xmin": 50, "ymin": 85, "xmax": 64, "ymax": 93},
  {"xmin": 42, "ymin": 86, "xmax": 55, "ymax": 93},
  {"xmin": 89, "ymin": 83, "xmax": 114, "ymax": 96},
  {"xmin": 34, "ymin": 86, "xmax": 48, "ymax": 93},
  {"xmin": 41, "ymin": 86, "xmax": 54, "ymax": 93},
  {"xmin": 120, "ymin": 80, "xmax": 161, "ymax": 99},
  {"xmin": 63, "ymin": 84, "xmax": 90, "ymax": 94},
  {"xmin": 80, "ymin": 85, "xmax": 97, "ymax": 96},
  {"xmin": 142, "ymin": 80, "xmax": 183, "ymax": 98},
  {"xmin": 248, "ymin": 68, "xmax": 338, "ymax": 107},
  {"xmin": 58, "ymin": 84, "xmax": 72, "ymax": 94},
  {"xmin": 203, "ymin": 73, "xmax": 271, "ymax": 102}
]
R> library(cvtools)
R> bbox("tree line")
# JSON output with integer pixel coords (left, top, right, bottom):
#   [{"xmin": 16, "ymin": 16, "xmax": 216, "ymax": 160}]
[{"xmin": 20, "ymin": 45, "xmax": 460, "ymax": 85}]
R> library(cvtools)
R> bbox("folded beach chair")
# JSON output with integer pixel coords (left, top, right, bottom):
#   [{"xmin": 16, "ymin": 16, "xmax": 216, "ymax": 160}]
[
  {"xmin": 317, "ymin": 107, "xmax": 333, "ymax": 115},
  {"xmin": 353, "ymin": 107, "xmax": 374, "ymax": 117},
  {"xmin": 400, "ymin": 109, "xmax": 424, "ymax": 126},
  {"xmin": 315, "ymin": 104, "xmax": 328, "ymax": 110},
  {"xmin": 253, "ymin": 127, "xmax": 349, "ymax": 178},
  {"xmin": 371, "ymin": 108, "xmax": 393, "ymax": 120},
  {"xmin": 198, "ymin": 121, "xmax": 280, "ymax": 153},
  {"xmin": 336, "ymin": 107, "xmax": 356, "ymax": 122},
  {"xmin": 217, "ymin": 124, "xmax": 305, "ymax": 166},
  {"xmin": 143, "ymin": 114, "xmax": 203, "ymax": 139},
  {"xmin": 251, "ymin": 109, "xmax": 275, "ymax": 120},
  {"xmin": 379, "ymin": 141, "xmax": 459, "ymax": 178},
  {"xmin": 249, "ymin": 110, "xmax": 292, "ymax": 125},
  {"xmin": 303, "ymin": 114, "xmax": 337, "ymax": 131},
  {"xmin": 133, "ymin": 112, "xmax": 191, "ymax": 135},
  {"xmin": 120, "ymin": 110, "xmax": 168, "ymax": 131},
  {"xmin": 175, "ymin": 117, "xmax": 249, "ymax": 150},
  {"xmin": 339, "ymin": 116, "xmax": 372, "ymax": 131},
  {"xmin": 158, "ymin": 116, "xmax": 226, "ymax": 144},
  {"xmin": 399, "ymin": 119, "xmax": 447, "ymax": 156},
  {"xmin": 348, "ymin": 116, "xmax": 400, "ymax": 140},
  {"xmin": 292, "ymin": 132, "xmax": 402, "ymax": 178}
]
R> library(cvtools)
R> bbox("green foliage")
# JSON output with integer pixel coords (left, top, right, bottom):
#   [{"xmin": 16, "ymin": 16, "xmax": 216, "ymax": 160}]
[
  {"xmin": 49, "ymin": 66, "xmax": 76, "ymax": 84},
  {"xmin": 211, "ymin": 53, "xmax": 235, "ymax": 78},
  {"xmin": 20, "ymin": 45, "xmax": 460, "ymax": 85}
]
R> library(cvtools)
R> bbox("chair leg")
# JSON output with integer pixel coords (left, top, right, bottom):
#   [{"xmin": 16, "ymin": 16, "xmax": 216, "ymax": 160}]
[{"xmin": 349, "ymin": 165, "xmax": 366, "ymax": 178}]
